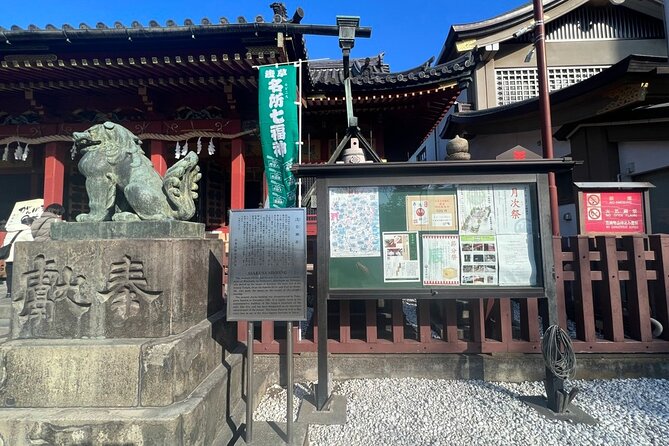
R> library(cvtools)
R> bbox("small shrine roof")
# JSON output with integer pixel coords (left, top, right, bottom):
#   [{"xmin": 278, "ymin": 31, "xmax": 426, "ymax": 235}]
[{"xmin": 309, "ymin": 52, "xmax": 475, "ymax": 92}]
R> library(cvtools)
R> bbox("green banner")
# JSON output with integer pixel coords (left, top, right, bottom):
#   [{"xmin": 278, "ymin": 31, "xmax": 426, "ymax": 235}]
[{"xmin": 258, "ymin": 65, "xmax": 298, "ymax": 208}]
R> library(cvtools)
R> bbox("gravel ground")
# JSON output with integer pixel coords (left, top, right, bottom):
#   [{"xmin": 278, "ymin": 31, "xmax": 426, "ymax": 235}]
[{"xmin": 254, "ymin": 378, "xmax": 669, "ymax": 445}]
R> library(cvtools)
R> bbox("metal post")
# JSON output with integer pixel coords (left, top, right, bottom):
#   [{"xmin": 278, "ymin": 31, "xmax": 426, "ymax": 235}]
[
  {"xmin": 246, "ymin": 322, "xmax": 254, "ymax": 443},
  {"xmin": 316, "ymin": 297, "xmax": 329, "ymax": 410},
  {"xmin": 532, "ymin": 0, "xmax": 560, "ymax": 237},
  {"xmin": 297, "ymin": 60, "xmax": 303, "ymax": 208},
  {"xmin": 286, "ymin": 321, "xmax": 294, "ymax": 444},
  {"xmin": 664, "ymin": 2, "xmax": 669, "ymax": 59}
]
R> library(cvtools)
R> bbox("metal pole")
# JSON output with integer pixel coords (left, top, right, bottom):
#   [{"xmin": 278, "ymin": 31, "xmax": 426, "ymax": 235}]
[
  {"xmin": 532, "ymin": 0, "xmax": 560, "ymax": 236},
  {"xmin": 286, "ymin": 321, "xmax": 294, "ymax": 444},
  {"xmin": 664, "ymin": 2, "xmax": 669, "ymax": 58},
  {"xmin": 297, "ymin": 60, "xmax": 303, "ymax": 208},
  {"xmin": 246, "ymin": 322, "xmax": 254, "ymax": 443}
]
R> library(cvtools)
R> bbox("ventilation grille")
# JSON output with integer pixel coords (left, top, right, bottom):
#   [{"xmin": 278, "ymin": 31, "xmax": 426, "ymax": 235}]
[
  {"xmin": 514, "ymin": 5, "xmax": 665, "ymax": 42},
  {"xmin": 495, "ymin": 66, "xmax": 607, "ymax": 105}
]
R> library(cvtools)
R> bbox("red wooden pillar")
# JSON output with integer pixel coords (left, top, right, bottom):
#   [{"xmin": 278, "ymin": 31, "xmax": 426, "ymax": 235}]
[
  {"xmin": 231, "ymin": 137, "xmax": 245, "ymax": 210},
  {"xmin": 229, "ymin": 121, "xmax": 247, "ymax": 341},
  {"xmin": 149, "ymin": 140, "xmax": 168, "ymax": 176},
  {"xmin": 43, "ymin": 142, "xmax": 65, "ymax": 205}
]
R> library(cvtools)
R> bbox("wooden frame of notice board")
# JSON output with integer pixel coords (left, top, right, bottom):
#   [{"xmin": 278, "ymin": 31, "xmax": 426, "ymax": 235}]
[{"xmin": 293, "ymin": 159, "xmax": 578, "ymax": 410}]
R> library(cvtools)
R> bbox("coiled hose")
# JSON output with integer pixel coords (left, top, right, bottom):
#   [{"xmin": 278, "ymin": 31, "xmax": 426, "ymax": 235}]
[{"xmin": 541, "ymin": 325, "xmax": 576, "ymax": 380}]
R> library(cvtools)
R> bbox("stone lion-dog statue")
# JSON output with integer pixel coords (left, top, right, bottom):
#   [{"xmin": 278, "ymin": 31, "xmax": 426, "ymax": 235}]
[{"xmin": 73, "ymin": 121, "xmax": 201, "ymax": 222}]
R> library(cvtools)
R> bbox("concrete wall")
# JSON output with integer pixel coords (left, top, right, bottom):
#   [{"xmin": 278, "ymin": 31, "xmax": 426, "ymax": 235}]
[
  {"xmin": 619, "ymin": 140, "xmax": 669, "ymax": 177},
  {"xmin": 466, "ymin": 129, "xmax": 572, "ymax": 160}
]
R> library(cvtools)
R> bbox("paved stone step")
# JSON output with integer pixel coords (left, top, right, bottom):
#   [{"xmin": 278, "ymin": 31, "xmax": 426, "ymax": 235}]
[{"xmin": 0, "ymin": 300, "xmax": 10, "ymax": 319}]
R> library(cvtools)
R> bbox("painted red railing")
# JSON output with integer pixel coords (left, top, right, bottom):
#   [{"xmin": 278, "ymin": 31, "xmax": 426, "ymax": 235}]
[{"xmin": 232, "ymin": 234, "xmax": 669, "ymax": 354}]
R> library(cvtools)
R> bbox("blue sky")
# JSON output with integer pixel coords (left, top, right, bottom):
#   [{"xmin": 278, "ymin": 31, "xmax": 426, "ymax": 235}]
[{"xmin": 2, "ymin": 0, "xmax": 529, "ymax": 71}]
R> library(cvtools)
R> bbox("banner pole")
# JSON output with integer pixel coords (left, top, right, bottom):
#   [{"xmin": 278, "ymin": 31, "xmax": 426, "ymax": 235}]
[{"xmin": 297, "ymin": 60, "xmax": 303, "ymax": 208}]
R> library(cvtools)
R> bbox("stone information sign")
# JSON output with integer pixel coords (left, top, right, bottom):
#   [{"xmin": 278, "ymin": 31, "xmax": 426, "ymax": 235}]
[{"xmin": 227, "ymin": 208, "xmax": 307, "ymax": 321}]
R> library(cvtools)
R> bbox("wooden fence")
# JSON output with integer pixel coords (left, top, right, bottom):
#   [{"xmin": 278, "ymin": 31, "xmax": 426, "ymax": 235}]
[{"xmin": 234, "ymin": 234, "xmax": 669, "ymax": 354}]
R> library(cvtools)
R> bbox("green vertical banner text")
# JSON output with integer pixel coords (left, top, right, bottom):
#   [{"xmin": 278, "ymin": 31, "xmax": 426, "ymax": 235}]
[{"xmin": 258, "ymin": 65, "xmax": 298, "ymax": 208}]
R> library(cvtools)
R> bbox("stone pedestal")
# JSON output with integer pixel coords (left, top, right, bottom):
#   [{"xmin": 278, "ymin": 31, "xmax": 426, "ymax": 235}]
[{"xmin": 0, "ymin": 222, "xmax": 244, "ymax": 445}]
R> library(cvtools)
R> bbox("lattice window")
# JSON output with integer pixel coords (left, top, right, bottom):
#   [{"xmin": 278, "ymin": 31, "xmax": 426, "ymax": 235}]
[{"xmin": 495, "ymin": 66, "xmax": 607, "ymax": 106}]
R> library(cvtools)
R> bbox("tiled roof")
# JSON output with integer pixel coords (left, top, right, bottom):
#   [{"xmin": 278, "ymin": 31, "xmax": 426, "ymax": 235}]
[
  {"xmin": 310, "ymin": 52, "xmax": 475, "ymax": 91},
  {"xmin": 0, "ymin": 3, "xmax": 303, "ymax": 35}
]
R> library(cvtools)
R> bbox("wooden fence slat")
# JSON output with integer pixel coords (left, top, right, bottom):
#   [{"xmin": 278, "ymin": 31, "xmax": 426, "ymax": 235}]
[
  {"xmin": 418, "ymin": 300, "xmax": 431, "ymax": 344},
  {"xmin": 623, "ymin": 236, "xmax": 652, "ymax": 342},
  {"xmin": 340, "ymin": 300, "xmax": 351, "ymax": 343},
  {"xmin": 444, "ymin": 300, "xmax": 459, "ymax": 343},
  {"xmin": 573, "ymin": 236, "xmax": 597, "ymax": 342},
  {"xmin": 649, "ymin": 235, "xmax": 669, "ymax": 341},
  {"xmin": 596, "ymin": 236, "xmax": 625, "ymax": 342},
  {"xmin": 392, "ymin": 300, "xmax": 404, "ymax": 343},
  {"xmin": 261, "ymin": 321, "xmax": 274, "ymax": 345},
  {"xmin": 238, "ymin": 321, "xmax": 248, "ymax": 343},
  {"xmin": 366, "ymin": 300, "xmax": 378, "ymax": 343},
  {"xmin": 499, "ymin": 298, "xmax": 512, "ymax": 348},
  {"xmin": 520, "ymin": 298, "xmax": 541, "ymax": 342},
  {"xmin": 471, "ymin": 300, "xmax": 485, "ymax": 343}
]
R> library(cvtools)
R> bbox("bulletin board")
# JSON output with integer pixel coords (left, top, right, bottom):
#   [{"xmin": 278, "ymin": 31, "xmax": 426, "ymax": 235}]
[{"xmin": 293, "ymin": 160, "xmax": 576, "ymax": 300}]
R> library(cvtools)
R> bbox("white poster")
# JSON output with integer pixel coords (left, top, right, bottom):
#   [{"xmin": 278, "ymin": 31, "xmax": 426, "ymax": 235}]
[
  {"xmin": 5, "ymin": 199, "xmax": 43, "ymax": 229},
  {"xmin": 497, "ymin": 234, "xmax": 537, "ymax": 286},
  {"xmin": 457, "ymin": 186, "xmax": 495, "ymax": 235},
  {"xmin": 494, "ymin": 184, "xmax": 532, "ymax": 234},
  {"xmin": 329, "ymin": 187, "xmax": 381, "ymax": 258},
  {"xmin": 460, "ymin": 235, "xmax": 498, "ymax": 285},
  {"xmin": 382, "ymin": 232, "xmax": 421, "ymax": 282},
  {"xmin": 422, "ymin": 234, "xmax": 460, "ymax": 286}
]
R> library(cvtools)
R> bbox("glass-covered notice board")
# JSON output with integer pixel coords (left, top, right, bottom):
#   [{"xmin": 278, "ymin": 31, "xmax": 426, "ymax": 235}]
[{"xmin": 293, "ymin": 160, "xmax": 576, "ymax": 300}]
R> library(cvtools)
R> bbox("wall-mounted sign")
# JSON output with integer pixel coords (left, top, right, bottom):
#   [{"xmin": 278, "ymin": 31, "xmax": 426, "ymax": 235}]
[
  {"xmin": 575, "ymin": 182, "xmax": 653, "ymax": 235},
  {"xmin": 582, "ymin": 191, "xmax": 644, "ymax": 234},
  {"xmin": 227, "ymin": 208, "xmax": 307, "ymax": 321}
]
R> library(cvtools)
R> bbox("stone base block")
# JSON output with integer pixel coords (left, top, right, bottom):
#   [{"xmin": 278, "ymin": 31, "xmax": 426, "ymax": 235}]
[
  {"xmin": 0, "ymin": 353, "xmax": 245, "ymax": 446},
  {"xmin": 51, "ymin": 221, "xmax": 205, "ymax": 240},
  {"xmin": 11, "ymin": 238, "xmax": 223, "ymax": 339},
  {"xmin": 0, "ymin": 313, "xmax": 225, "ymax": 408}
]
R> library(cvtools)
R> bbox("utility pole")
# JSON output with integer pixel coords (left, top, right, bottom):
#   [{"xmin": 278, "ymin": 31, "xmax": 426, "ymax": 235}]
[{"xmin": 532, "ymin": 0, "xmax": 560, "ymax": 237}]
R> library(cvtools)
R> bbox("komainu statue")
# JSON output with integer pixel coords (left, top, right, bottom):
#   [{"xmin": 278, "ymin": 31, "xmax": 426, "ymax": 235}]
[{"xmin": 73, "ymin": 121, "xmax": 201, "ymax": 222}]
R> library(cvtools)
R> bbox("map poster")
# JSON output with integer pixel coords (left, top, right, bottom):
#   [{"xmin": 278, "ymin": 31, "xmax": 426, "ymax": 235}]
[
  {"xmin": 457, "ymin": 186, "xmax": 495, "ymax": 235},
  {"xmin": 422, "ymin": 234, "xmax": 460, "ymax": 286},
  {"xmin": 382, "ymin": 232, "xmax": 421, "ymax": 282},
  {"xmin": 497, "ymin": 234, "xmax": 537, "ymax": 286},
  {"xmin": 405, "ymin": 194, "xmax": 458, "ymax": 231},
  {"xmin": 329, "ymin": 187, "xmax": 381, "ymax": 258},
  {"xmin": 460, "ymin": 235, "xmax": 498, "ymax": 285},
  {"xmin": 494, "ymin": 184, "xmax": 532, "ymax": 234}
]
